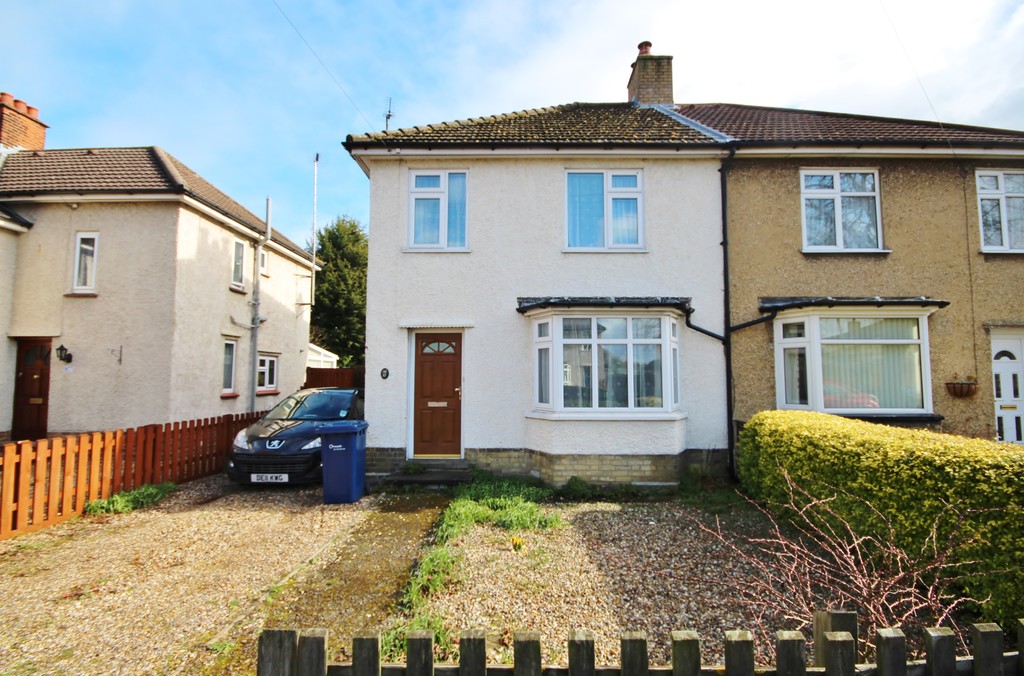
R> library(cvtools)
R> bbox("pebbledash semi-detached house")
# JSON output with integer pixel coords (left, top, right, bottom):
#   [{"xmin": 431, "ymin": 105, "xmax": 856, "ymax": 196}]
[
  {"xmin": 0, "ymin": 93, "xmax": 314, "ymax": 441},
  {"xmin": 344, "ymin": 42, "xmax": 1024, "ymax": 485}
]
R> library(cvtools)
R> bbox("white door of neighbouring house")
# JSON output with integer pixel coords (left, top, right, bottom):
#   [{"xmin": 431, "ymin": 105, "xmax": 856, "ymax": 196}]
[{"xmin": 992, "ymin": 333, "xmax": 1024, "ymax": 443}]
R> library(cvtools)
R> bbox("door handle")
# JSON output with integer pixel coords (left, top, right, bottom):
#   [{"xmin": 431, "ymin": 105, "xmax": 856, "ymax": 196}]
[{"xmin": 455, "ymin": 387, "xmax": 462, "ymax": 400}]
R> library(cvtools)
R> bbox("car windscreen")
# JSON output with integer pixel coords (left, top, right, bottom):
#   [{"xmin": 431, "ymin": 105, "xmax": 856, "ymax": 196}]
[{"xmin": 265, "ymin": 391, "xmax": 356, "ymax": 421}]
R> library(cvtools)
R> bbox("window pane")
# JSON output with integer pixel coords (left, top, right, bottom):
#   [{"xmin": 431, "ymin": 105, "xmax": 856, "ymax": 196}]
[
  {"xmin": 598, "ymin": 344, "xmax": 628, "ymax": 407},
  {"xmin": 415, "ymin": 175, "xmax": 441, "ymax": 189},
  {"xmin": 672, "ymin": 346, "xmax": 680, "ymax": 405},
  {"xmin": 447, "ymin": 173, "xmax": 467, "ymax": 247},
  {"xmin": 840, "ymin": 172, "xmax": 875, "ymax": 193},
  {"xmin": 538, "ymin": 347, "xmax": 550, "ymax": 404},
  {"xmin": 981, "ymin": 198, "xmax": 1004, "ymax": 246},
  {"xmin": 1007, "ymin": 197, "xmax": 1024, "ymax": 249},
  {"xmin": 537, "ymin": 322, "xmax": 549, "ymax": 338},
  {"xmin": 233, "ymin": 242, "xmax": 244, "ymax": 284},
  {"xmin": 805, "ymin": 198, "xmax": 837, "ymax": 246},
  {"xmin": 633, "ymin": 344, "xmax": 663, "ymax": 407},
  {"xmin": 804, "ymin": 174, "xmax": 834, "ymax": 190},
  {"xmin": 223, "ymin": 344, "xmax": 235, "ymax": 390},
  {"xmin": 76, "ymin": 236, "xmax": 96, "ymax": 288},
  {"xmin": 611, "ymin": 174, "xmax": 638, "ymax": 189},
  {"xmin": 413, "ymin": 198, "xmax": 441, "ymax": 245},
  {"xmin": 633, "ymin": 318, "xmax": 661, "ymax": 339},
  {"xmin": 978, "ymin": 175, "xmax": 999, "ymax": 191},
  {"xmin": 596, "ymin": 317, "xmax": 626, "ymax": 339},
  {"xmin": 567, "ymin": 173, "xmax": 605, "ymax": 247},
  {"xmin": 782, "ymin": 322, "xmax": 805, "ymax": 339},
  {"xmin": 1005, "ymin": 174, "xmax": 1024, "ymax": 193},
  {"xmin": 563, "ymin": 318, "xmax": 591, "ymax": 339},
  {"xmin": 841, "ymin": 196, "xmax": 878, "ymax": 248},
  {"xmin": 822, "ymin": 344, "xmax": 923, "ymax": 409},
  {"xmin": 562, "ymin": 344, "xmax": 592, "ymax": 407},
  {"xmin": 783, "ymin": 347, "xmax": 808, "ymax": 405},
  {"xmin": 820, "ymin": 317, "xmax": 919, "ymax": 340},
  {"xmin": 610, "ymin": 198, "xmax": 639, "ymax": 245}
]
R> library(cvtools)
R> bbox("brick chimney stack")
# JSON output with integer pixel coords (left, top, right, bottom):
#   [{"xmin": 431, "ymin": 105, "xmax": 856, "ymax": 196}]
[
  {"xmin": 0, "ymin": 92, "xmax": 48, "ymax": 151},
  {"xmin": 626, "ymin": 41, "xmax": 674, "ymax": 106}
]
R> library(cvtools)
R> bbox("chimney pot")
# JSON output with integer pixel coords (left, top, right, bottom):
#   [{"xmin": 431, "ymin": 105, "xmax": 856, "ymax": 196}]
[
  {"xmin": 26, "ymin": 106, "xmax": 39, "ymax": 119},
  {"xmin": 0, "ymin": 92, "xmax": 13, "ymax": 106},
  {"xmin": 13, "ymin": 99, "xmax": 27, "ymax": 113},
  {"xmin": 638, "ymin": 41, "xmax": 652, "ymax": 55}
]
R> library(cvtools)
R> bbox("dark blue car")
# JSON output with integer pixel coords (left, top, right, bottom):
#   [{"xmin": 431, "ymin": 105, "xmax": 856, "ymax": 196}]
[{"xmin": 226, "ymin": 388, "xmax": 364, "ymax": 485}]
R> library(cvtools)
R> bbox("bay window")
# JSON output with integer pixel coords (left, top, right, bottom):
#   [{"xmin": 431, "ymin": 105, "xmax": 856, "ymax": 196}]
[
  {"xmin": 774, "ymin": 310, "xmax": 933, "ymax": 413},
  {"xmin": 533, "ymin": 313, "xmax": 680, "ymax": 413}
]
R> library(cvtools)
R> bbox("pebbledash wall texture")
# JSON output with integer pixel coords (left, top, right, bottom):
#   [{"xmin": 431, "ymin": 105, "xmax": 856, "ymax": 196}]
[{"xmin": 727, "ymin": 157, "xmax": 1024, "ymax": 439}]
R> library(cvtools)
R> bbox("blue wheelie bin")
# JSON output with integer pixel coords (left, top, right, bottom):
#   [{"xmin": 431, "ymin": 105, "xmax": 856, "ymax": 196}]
[{"xmin": 319, "ymin": 420, "xmax": 369, "ymax": 504}]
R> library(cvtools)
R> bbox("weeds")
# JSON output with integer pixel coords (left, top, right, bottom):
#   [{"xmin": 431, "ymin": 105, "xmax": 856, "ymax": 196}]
[{"xmin": 84, "ymin": 483, "xmax": 176, "ymax": 515}]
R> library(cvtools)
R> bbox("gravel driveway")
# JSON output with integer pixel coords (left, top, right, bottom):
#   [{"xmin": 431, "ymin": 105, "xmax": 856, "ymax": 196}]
[{"xmin": 0, "ymin": 475, "xmax": 380, "ymax": 675}]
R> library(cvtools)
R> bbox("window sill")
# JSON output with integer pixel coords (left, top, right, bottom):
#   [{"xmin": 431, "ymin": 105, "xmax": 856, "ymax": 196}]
[
  {"xmin": 526, "ymin": 409, "xmax": 686, "ymax": 422},
  {"xmin": 402, "ymin": 247, "xmax": 472, "ymax": 253},
  {"xmin": 229, "ymin": 285, "xmax": 247, "ymax": 294},
  {"xmin": 561, "ymin": 248, "xmax": 648, "ymax": 254},
  {"xmin": 256, "ymin": 389, "xmax": 280, "ymax": 397},
  {"xmin": 64, "ymin": 291, "xmax": 98, "ymax": 298},
  {"xmin": 801, "ymin": 249, "xmax": 891, "ymax": 256},
  {"xmin": 221, "ymin": 392, "xmax": 240, "ymax": 399},
  {"xmin": 837, "ymin": 412, "xmax": 944, "ymax": 424},
  {"xmin": 981, "ymin": 250, "xmax": 1024, "ymax": 257}
]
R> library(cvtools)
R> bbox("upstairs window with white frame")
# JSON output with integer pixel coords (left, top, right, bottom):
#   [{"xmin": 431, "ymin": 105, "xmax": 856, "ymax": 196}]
[
  {"xmin": 801, "ymin": 169, "xmax": 882, "ymax": 251},
  {"xmin": 774, "ymin": 311, "xmax": 932, "ymax": 414},
  {"xmin": 231, "ymin": 240, "xmax": 246, "ymax": 289},
  {"xmin": 977, "ymin": 170, "xmax": 1024, "ymax": 252},
  {"xmin": 566, "ymin": 171, "xmax": 644, "ymax": 249},
  {"xmin": 409, "ymin": 171, "xmax": 467, "ymax": 249},
  {"xmin": 73, "ymin": 232, "xmax": 99, "ymax": 292},
  {"xmin": 533, "ymin": 314, "xmax": 680, "ymax": 414}
]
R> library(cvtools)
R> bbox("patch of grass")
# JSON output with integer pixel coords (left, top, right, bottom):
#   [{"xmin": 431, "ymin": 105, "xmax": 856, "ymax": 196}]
[
  {"xmin": 84, "ymin": 482, "xmax": 176, "ymax": 515},
  {"xmin": 207, "ymin": 641, "xmax": 235, "ymax": 655}
]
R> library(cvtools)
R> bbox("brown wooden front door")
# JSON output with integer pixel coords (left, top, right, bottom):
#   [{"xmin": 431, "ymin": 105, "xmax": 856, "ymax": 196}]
[
  {"xmin": 413, "ymin": 333, "xmax": 462, "ymax": 457},
  {"xmin": 12, "ymin": 338, "xmax": 52, "ymax": 441}
]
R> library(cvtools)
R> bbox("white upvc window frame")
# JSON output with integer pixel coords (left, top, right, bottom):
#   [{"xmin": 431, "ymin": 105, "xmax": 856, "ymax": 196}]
[
  {"xmin": 257, "ymin": 353, "xmax": 279, "ymax": 391},
  {"xmin": 530, "ymin": 310, "xmax": 681, "ymax": 417},
  {"xmin": 222, "ymin": 340, "xmax": 238, "ymax": 394},
  {"xmin": 72, "ymin": 231, "xmax": 99, "ymax": 293},
  {"xmin": 231, "ymin": 239, "xmax": 246, "ymax": 289},
  {"xmin": 977, "ymin": 169, "xmax": 1024, "ymax": 252},
  {"xmin": 259, "ymin": 249, "xmax": 269, "ymax": 276},
  {"xmin": 407, "ymin": 170, "xmax": 468, "ymax": 250},
  {"xmin": 773, "ymin": 307, "xmax": 934, "ymax": 415},
  {"xmin": 565, "ymin": 170, "xmax": 645, "ymax": 251},
  {"xmin": 800, "ymin": 168, "xmax": 884, "ymax": 252}
]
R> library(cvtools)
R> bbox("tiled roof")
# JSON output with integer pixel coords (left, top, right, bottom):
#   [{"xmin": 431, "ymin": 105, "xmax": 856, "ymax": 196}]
[
  {"xmin": 345, "ymin": 102, "xmax": 1024, "ymax": 151},
  {"xmin": 345, "ymin": 103, "xmax": 720, "ymax": 148},
  {"xmin": 677, "ymin": 103, "xmax": 1024, "ymax": 147},
  {"xmin": 0, "ymin": 147, "xmax": 306, "ymax": 256}
]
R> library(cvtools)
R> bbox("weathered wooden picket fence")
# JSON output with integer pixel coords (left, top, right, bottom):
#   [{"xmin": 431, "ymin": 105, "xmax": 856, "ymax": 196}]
[
  {"xmin": 0, "ymin": 411, "xmax": 263, "ymax": 540},
  {"xmin": 257, "ymin": 616, "xmax": 1024, "ymax": 676}
]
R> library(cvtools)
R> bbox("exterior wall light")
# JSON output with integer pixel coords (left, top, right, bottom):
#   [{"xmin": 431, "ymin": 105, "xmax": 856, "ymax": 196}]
[{"xmin": 56, "ymin": 344, "xmax": 73, "ymax": 363}]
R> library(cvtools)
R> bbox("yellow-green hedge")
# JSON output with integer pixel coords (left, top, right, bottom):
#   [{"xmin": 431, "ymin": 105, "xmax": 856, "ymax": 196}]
[{"xmin": 737, "ymin": 410, "xmax": 1024, "ymax": 623}]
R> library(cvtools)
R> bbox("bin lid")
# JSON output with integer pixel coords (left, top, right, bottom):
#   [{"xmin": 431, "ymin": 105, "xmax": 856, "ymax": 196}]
[{"xmin": 317, "ymin": 420, "xmax": 369, "ymax": 434}]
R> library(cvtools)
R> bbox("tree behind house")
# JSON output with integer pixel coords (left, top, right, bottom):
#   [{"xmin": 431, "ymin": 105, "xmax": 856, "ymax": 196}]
[{"xmin": 311, "ymin": 216, "xmax": 367, "ymax": 366}]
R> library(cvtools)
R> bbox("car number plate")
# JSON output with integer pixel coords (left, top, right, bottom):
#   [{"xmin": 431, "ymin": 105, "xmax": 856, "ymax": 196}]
[{"xmin": 251, "ymin": 473, "xmax": 288, "ymax": 483}]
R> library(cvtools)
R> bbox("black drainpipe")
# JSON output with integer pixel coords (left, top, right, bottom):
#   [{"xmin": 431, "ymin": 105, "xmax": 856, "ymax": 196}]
[{"xmin": 720, "ymin": 146, "xmax": 738, "ymax": 479}]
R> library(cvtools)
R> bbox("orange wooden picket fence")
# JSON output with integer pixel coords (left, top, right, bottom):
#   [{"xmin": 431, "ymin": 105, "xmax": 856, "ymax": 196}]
[{"xmin": 0, "ymin": 411, "xmax": 264, "ymax": 541}]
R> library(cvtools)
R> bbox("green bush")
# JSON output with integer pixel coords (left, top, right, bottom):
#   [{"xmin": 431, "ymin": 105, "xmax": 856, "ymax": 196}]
[
  {"xmin": 84, "ymin": 482, "xmax": 177, "ymax": 515},
  {"xmin": 738, "ymin": 410, "xmax": 1024, "ymax": 623}
]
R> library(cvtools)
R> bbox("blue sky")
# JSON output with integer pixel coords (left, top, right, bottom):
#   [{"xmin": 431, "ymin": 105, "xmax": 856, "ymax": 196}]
[{"xmin": 5, "ymin": 0, "xmax": 1023, "ymax": 247}]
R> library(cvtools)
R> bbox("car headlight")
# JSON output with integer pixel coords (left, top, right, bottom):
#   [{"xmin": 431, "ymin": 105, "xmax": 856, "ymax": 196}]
[
  {"xmin": 300, "ymin": 436, "xmax": 322, "ymax": 451},
  {"xmin": 232, "ymin": 429, "xmax": 251, "ymax": 452}
]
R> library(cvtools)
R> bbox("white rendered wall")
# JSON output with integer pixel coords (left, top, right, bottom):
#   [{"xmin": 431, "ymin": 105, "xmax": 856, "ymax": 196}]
[
  {"xmin": 0, "ymin": 228, "xmax": 20, "ymax": 435},
  {"xmin": 362, "ymin": 155, "xmax": 728, "ymax": 457}
]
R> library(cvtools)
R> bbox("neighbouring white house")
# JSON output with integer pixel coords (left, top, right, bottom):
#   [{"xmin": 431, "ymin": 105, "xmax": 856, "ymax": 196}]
[
  {"xmin": 0, "ymin": 92, "xmax": 315, "ymax": 440},
  {"xmin": 344, "ymin": 43, "xmax": 729, "ymax": 485}
]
